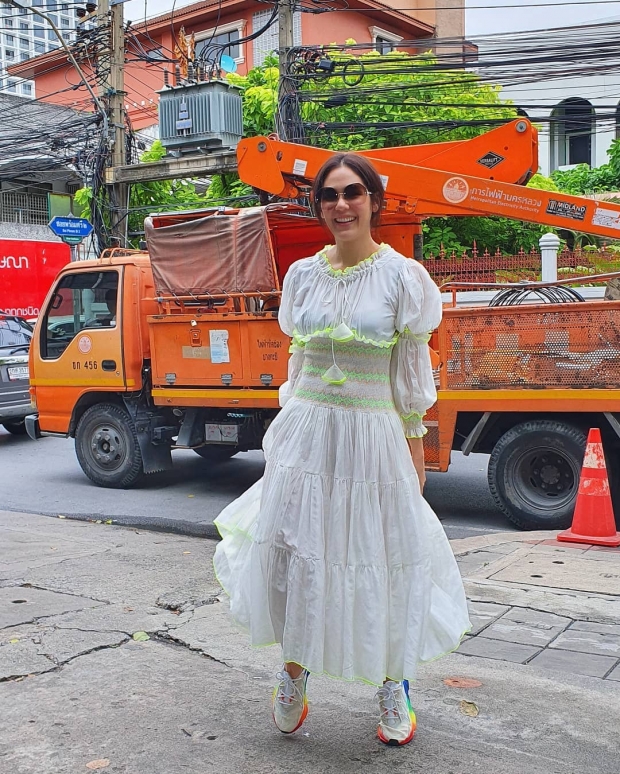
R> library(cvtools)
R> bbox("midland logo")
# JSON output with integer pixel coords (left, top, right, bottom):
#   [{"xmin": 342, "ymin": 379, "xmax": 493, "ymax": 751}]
[
  {"xmin": 546, "ymin": 199, "xmax": 586, "ymax": 221},
  {"xmin": 442, "ymin": 177, "xmax": 469, "ymax": 204},
  {"xmin": 477, "ymin": 152, "xmax": 505, "ymax": 170}
]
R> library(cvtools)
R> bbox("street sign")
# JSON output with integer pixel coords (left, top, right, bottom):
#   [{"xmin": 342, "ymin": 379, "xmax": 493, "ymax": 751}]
[
  {"xmin": 62, "ymin": 236, "xmax": 85, "ymax": 245},
  {"xmin": 48, "ymin": 216, "xmax": 93, "ymax": 240}
]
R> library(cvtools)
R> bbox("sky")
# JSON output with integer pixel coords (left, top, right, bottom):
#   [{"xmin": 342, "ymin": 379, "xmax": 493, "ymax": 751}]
[
  {"xmin": 465, "ymin": 0, "xmax": 617, "ymax": 36},
  {"xmin": 122, "ymin": 0, "xmax": 616, "ymax": 38}
]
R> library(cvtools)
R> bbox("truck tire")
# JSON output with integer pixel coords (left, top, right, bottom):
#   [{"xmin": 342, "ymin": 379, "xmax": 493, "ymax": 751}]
[
  {"xmin": 75, "ymin": 403, "xmax": 144, "ymax": 488},
  {"xmin": 2, "ymin": 420, "xmax": 27, "ymax": 435},
  {"xmin": 193, "ymin": 446, "xmax": 238, "ymax": 462},
  {"xmin": 488, "ymin": 420, "xmax": 586, "ymax": 531}
]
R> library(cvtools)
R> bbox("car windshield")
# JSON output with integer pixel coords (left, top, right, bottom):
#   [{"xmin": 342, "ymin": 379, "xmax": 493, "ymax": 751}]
[{"xmin": 0, "ymin": 315, "xmax": 33, "ymax": 350}]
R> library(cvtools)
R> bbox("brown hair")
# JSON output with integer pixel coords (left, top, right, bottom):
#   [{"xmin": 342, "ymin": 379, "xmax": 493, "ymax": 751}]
[{"xmin": 312, "ymin": 153, "xmax": 384, "ymax": 229}]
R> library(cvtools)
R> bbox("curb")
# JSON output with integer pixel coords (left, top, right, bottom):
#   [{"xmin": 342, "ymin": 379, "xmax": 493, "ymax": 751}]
[{"xmin": 6, "ymin": 508, "xmax": 221, "ymax": 540}]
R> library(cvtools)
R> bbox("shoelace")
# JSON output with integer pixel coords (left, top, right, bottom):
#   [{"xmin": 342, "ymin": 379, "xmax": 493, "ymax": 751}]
[
  {"xmin": 376, "ymin": 682, "xmax": 406, "ymax": 727},
  {"xmin": 275, "ymin": 670, "xmax": 306, "ymax": 706}
]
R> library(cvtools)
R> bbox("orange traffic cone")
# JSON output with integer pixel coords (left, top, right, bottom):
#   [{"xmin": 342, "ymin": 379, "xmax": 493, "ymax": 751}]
[{"xmin": 557, "ymin": 428, "xmax": 620, "ymax": 547}]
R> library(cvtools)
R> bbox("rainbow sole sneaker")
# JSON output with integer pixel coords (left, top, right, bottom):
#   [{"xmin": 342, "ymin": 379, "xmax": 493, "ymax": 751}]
[
  {"xmin": 376, "ymin": 679, "xmax": 417, "ymax": 746},
  {"xmin": 272, "ymin": 669, "xmax": 309, "ymax": 734}
]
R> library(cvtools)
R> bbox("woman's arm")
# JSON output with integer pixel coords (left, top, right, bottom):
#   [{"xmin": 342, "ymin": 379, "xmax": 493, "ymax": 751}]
[{"xmin": 407, "ymin": 436, "xmax": 426, "ymax": 494}]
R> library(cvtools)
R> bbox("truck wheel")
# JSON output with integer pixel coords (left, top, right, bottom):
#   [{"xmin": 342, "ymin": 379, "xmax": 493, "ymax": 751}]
[
  {"xmin": 75, "ymin": 403, "xmax": 144, "ymax": 488},
  {"xmin": 2, "ymin": 420, "xmax": 27, "ymax": 435},
  {"xmin": 488, "ymin": 420, "xmax": 586, "ymax": 531},
  {"xmin": 193, "ymin": 446, "xmax": 237, "ymax": 462}
]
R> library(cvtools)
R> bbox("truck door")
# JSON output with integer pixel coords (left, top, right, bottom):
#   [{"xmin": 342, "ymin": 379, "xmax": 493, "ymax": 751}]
[{"xmin": 34, "ymin": 269, "xmax": 125, "ymax": 433}]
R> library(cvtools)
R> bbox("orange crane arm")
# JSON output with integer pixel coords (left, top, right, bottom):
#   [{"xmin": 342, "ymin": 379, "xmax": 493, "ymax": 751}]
[
  {"xmin": 236, "ymin": 120, "xmax": 620, "ymax": 239},
  {"xmin": 237, "ymin": 119, "xmax": 538, "ymax": 215}
]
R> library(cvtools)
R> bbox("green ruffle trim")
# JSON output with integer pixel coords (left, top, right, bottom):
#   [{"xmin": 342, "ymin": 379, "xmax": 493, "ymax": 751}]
[
  {"xmin": 402, "ymin": 328, "xmax": 432, "ymax": 344},
  {"xmin": 401, "ymin": 410, "xmax": 427, "ymax": 439},
  {"xmin": 292, "ymin": 327, "xmax": 397, "ymax": 351},
  {"xmin": 318, "ymin": 244, "xmax": 388, "ymax": 277}
]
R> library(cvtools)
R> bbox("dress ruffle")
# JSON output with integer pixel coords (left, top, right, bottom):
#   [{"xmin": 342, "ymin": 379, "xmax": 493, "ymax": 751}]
[{"xmin": 214, "ymin": 396, "xmax": 471, "ymax": 686}]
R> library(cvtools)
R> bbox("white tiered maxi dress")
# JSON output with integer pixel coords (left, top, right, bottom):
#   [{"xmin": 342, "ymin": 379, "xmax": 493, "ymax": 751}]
[{"xmin": 213, "ymin": 245, "xmax": 471, "ymax": 686}]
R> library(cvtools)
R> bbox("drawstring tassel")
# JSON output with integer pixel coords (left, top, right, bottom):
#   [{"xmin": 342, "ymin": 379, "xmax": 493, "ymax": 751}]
[
  {"xmin": 330, "ymin": 322, "xmax": 355, "ymax": 342},
  {"xmin": 322, "ymin": 364, "xmax": 347, "ymax": 385}
]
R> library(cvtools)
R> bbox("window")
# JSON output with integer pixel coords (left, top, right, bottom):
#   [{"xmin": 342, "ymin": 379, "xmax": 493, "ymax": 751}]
[
  {"xmin": 34, "ymin": 42, "xmax": 45, "ymax": 53},
  {"xmin": 22, "ymin": 82, "xmax": 32, "ymax": 94},
  {"xmin": 19, "ymin": 37, "xmax": 29, "ymax": 49},
  {"xmin": 195, "ymin": 20, "xmax": 245, "ymax": 63},
  {"xmin": 48, "ymin": 14, "xmax": 58, "ymax": 25},
  {"xmin": 34, "ymin": 27, "xmax": 45, "ymax": 38},
  {"xmin": 551, "ymin": 98, "xmax": 594, "ymax": 169},
  {"xmin": 5, "ymin": 19, "xmax": 12, "ymax": 27},
  {"xmin": 6, "ymin": 79, "xmax": 16, "ymax": 91},
  {"xmin": 252, "ymin": 10, "xmax": 301, "ymax": 67},
  {"xmin": 42, "ymin": 271, "xmax": 120, "ymax": 360},
  {"xmin": 19, "ymin": 22, "xmax": 28, "ymax": 31},
  {"xmin": 61, "ymin": 17, "xmax": 70, "ymax": 28},
  {"xmin": 369, "ymin": 26, "xmax": 403, "ymax": 54},
  {"xmin": 20, "ymin": 51, "xmax": 29, "ymax": 61},
  {"xmin": 62, "ymin": 3, "xmax": 69, "ymax": 9},
  {"xmin": 33, "ymin": 0, "xmax": 43, "ymax": 5},
  {"xmin": 47, "ymin": 29, "xmax": 56, "ymax": 40},
  {"xmin": 18, "ymin": 6, "xmax": 27, "ymax": 15},
  {"xmin": 6, "ymin": 34, "xmax": 14, "ymax": 43},
  {"xmin": 5, "ymin": 49, "xmax": 14, "ymax": 59}
]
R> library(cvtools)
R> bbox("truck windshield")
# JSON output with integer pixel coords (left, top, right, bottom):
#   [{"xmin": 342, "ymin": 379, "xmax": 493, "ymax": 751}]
[{"xmin": 41, "ymin": 270, "xmax": 119, "ymax": 360}]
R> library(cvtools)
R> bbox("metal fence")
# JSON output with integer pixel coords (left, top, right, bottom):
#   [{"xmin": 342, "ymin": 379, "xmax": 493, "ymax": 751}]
[
  {"xmin": 422, "ymin": 244, "xmax": 610, "ymax": 286},
  {"xmin": 0, "ymin": 191, "xmax": 49, "ymax": 225}
]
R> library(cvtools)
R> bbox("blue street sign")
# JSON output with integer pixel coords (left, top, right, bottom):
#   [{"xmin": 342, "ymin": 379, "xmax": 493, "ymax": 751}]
[{"xmin": 48, "ymin": 216, "xmax": 93, "ymax": 239}]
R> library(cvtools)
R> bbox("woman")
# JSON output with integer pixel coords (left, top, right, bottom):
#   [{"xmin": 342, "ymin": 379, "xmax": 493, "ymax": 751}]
[{"xmin": 213, "ymin": 153, "xmax": 470, "ymax": 746}]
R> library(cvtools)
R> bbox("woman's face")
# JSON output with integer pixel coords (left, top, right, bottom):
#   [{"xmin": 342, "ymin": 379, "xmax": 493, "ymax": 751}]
[{"xmin": 319, "ymin": 165, "xmax": 376, "ymax": 244}]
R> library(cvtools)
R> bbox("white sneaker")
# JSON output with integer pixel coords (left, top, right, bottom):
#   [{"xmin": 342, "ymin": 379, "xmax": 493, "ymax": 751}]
[
  {"xmin": 376, "ymin": 679, "xmax": 416, "ymax": 746},
  {"xmin": 272, "ymin": 669, "xmax": 309, "ymax": 734}
]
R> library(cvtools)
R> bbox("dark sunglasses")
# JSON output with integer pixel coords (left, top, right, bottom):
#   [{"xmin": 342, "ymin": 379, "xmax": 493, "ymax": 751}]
[{"xmin": 316, "ymin": 183, "xmax": 372, "ymax": 204}]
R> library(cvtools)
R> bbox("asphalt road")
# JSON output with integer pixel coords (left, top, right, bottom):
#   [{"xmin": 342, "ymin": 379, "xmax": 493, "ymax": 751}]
[{"xmin": 0, "ymin": 426, "xmax": 515, "ymax": 539}]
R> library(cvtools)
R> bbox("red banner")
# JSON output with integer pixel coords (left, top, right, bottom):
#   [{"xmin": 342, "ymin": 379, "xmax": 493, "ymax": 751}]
[{"xmin": 0, "ymin": 239, "xmax": 70, "ymax": 319}]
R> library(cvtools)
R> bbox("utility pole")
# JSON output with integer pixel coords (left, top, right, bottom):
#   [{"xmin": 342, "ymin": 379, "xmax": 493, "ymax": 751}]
[
  {"xmin": 98, "ymin": 0, "xmax": 127, "ymax": 245},
  {"xmin": 278, "ymin": 0, "xmax": 294, "ymax": 82},
  {"xmin": 277, "ymin": 0, "xmax": 296, "ymax": 141}
]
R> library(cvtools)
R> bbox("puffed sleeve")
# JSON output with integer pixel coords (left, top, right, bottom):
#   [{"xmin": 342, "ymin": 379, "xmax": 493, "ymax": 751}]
[
  {"xmin": 390, "ymin": 259, "xmax": 442, "ymax": 437},
  {"xmin": 277, "ymin": 261, "xmax": 304, "ymax": 407}
]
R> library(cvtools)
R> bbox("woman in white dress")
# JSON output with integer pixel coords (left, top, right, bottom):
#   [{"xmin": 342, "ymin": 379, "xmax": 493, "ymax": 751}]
[{"xmin": 213, "ymin": 153, "xmax": 470, "ymax": 746}]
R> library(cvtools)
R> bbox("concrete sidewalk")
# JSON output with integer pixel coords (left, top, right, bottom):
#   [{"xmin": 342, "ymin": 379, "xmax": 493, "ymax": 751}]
[{"xmin": 1, "ymin": 510, "xmax": 619, "ymax": 774}]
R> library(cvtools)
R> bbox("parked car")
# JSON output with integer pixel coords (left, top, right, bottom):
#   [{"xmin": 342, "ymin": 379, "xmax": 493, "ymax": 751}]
[{"xmin": 0, "ymin": 312, "xmax": 33, "ymax": 434}]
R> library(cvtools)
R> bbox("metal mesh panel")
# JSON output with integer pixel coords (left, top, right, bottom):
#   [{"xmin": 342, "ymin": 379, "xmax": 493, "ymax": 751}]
[
  {"xmin": 0, "ymin": 191, "xmax": 48, "ymax": 224},
  {"xmin": 444, "ymin": 302, "xmax": 620, "ymax": 389},
  {"xmin": 423, "ymin": 403, "xmax": 440, "ymax": 466}
]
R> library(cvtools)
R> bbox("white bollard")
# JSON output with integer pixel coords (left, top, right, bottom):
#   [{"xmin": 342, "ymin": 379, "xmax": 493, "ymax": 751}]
[{"xmin": 539, "ymin": 232, "xmax": 560, "ymax": 283}]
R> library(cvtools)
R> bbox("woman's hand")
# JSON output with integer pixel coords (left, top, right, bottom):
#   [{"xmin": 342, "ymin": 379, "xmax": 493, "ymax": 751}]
[{"xmin": 407, "ymin": 436, "xmax": 426, "ymax": 494}]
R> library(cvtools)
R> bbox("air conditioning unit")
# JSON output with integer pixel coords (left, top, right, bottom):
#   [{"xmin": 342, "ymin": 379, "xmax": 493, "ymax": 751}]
[{"xmin": 158, "ymin": 80, "xmax": 243, "ymax": 155}]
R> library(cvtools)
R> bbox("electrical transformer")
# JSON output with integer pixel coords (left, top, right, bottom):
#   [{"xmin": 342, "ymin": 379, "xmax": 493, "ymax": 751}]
[{"xmin": 157, "ymin": 80, "xmax": 243, "ymax": 155}]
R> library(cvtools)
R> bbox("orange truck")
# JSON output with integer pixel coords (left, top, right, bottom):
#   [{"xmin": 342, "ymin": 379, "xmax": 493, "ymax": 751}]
[{"xmin": 26, "ymin": 119, "xmax": 620, "ymax": 530}]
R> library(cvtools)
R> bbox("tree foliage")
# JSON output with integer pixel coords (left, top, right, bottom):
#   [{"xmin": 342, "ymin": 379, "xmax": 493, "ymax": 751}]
[{"xmin": 550, "ymin": 141, "xmax": 620, "ymax": 195}]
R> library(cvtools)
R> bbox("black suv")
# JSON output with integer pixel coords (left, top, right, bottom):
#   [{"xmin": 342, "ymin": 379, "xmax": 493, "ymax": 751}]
[{"xmin": 0, "ymin": 312, "xmax": 33, "ymax": 434}]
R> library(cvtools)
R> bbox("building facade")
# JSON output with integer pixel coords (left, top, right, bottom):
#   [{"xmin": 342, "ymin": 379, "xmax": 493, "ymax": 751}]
[
  {"xmin": 502, "ymin": 73, "xmax": 620, "ymax": 176},
  {"xmin": 0, "ymin": 0, "xmax": 82, "ymax": 98},
  {"xmin": 9, "ymin": 0, "xmax": 464, "ymax": 131}
]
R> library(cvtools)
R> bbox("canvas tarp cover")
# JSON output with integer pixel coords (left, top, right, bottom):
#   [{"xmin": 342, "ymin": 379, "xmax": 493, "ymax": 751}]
[{"xmin": 144, "ymin": 207, "xmax": 278, "ymax": 296}]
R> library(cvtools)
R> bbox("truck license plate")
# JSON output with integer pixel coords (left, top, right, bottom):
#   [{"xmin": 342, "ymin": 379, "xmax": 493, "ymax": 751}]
[{"xmin": 8, "ymin": 365, "xmax": 29, "ymax": 380}]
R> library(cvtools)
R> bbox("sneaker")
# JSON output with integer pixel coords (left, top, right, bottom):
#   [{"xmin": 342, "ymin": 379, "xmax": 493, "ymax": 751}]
[
  {"xmin": 272, "ymin": 668, "xmax": 309, "ymax": 734},
  {"xmin": 376, "ymin": 679, "xmax": 416, "ymax": 746}
]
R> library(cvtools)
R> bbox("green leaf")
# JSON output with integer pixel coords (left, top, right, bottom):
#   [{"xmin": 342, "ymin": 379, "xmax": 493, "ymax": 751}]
[{"xmin": 132, "ymin": 631, "xmax": 150, "ymax": 642}]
